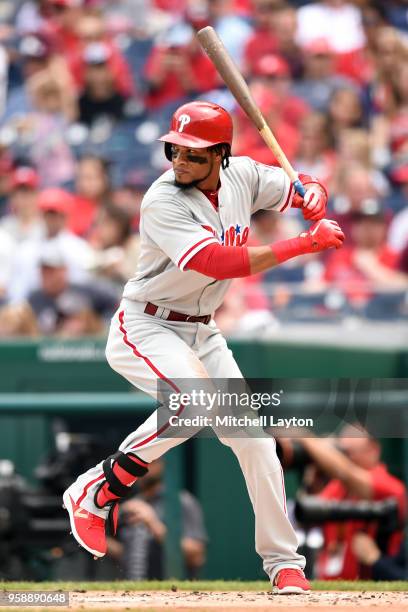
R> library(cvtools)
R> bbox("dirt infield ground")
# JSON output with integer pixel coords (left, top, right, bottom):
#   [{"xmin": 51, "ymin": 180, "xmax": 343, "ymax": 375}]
[
  {"xmin": 64, "ymin": 588, "xmax": 408, "ymax": 611},
  {"xmin": 1, "ymin": 582, "xmax": 407, "ymax": 612}
]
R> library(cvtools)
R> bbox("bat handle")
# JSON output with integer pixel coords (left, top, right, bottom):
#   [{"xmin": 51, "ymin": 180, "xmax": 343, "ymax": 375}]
[{"xmin": 293, "ymin": 178, "xmax": 306, "ymax": 198}]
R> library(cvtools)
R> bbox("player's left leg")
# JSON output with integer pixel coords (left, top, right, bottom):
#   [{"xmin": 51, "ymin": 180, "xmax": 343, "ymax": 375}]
[
  {"xmin": 63, "ymin": 306, "xmax": 217, "ymax": 558},
  {"xmin": 197, "ymin": 322, "xmax": 310, "ymax": 594}
]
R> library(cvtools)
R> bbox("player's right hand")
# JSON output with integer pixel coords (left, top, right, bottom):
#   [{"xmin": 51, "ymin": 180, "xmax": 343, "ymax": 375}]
[{"xmin": 303, "ymin": 219, "xmax": 345, "ymax": 252}]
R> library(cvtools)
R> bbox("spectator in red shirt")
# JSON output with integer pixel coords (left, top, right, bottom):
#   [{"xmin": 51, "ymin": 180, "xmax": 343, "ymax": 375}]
[
  {"xmin": 144, "ymin": 23, "xmax": 218, "ymax": 111},
  {"xmin": 296, "ymin": 425, "xmax": 406, "ymax": 580},
  {"xmin": 324, "ymin": 203, "xmax": 407, "ymax": 308},
  {"xmin": 233, "ymin": 85, "xmax": 299, "ymax": 165},
  {"xmin": 68, "ymin": 12, "xmax": 135, "ymax": 98},
  {"xmin": 250, "ymin": 54, "xmax": 309, "ymax": 128},
  {"xmin": 243, "ymin": 0, "xmax": 280, "ymax": 76},
  {"xmin": 69, "ymin": 156, "xmax": 111, "ymax": 237},
  {"xmin": 44, "ymin": 0, "xmax": 85, "ymax": 60}
]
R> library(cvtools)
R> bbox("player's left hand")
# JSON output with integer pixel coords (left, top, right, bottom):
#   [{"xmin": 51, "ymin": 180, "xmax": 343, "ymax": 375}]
[{"xmin": 292, "ymin": 174, "xmax": 328, "ymax": 221}]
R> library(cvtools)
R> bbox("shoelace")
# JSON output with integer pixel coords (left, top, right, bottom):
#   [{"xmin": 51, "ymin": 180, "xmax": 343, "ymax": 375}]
[{"xmin": 86, "ymin": 513, "xmax": 106, "ymax": 531}]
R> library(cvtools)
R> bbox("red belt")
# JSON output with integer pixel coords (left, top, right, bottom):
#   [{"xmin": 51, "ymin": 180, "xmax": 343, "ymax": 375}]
[{"xmin": 144, "ymin": 302, "xmax": 211, "ymax": 325}]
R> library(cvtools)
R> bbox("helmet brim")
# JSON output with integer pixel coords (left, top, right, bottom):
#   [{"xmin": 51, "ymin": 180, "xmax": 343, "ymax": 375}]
[{"xmin": 158, "ymin": 131, "xmax": 223, "ymax": 149}]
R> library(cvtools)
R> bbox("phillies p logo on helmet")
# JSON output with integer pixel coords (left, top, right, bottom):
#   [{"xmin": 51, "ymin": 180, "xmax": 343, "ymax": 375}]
[{"xmin": 177, "ymin": 114, "xmax": 191, "ymax": 132}]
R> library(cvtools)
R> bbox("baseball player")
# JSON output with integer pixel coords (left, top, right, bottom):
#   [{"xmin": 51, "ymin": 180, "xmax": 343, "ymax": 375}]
[{"xmin": 63, "ymin": 101, "xmax": 344, "ymax": 594}]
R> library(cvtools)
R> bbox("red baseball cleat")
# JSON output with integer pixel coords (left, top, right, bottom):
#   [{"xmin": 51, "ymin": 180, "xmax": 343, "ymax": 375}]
[
  {"xmin": 62, "ymin": 489, "xmax": 108, "ymax": 558},
  {"xmin": 273, "ymin": 569, "xmax": 311, "ymax": 594}
]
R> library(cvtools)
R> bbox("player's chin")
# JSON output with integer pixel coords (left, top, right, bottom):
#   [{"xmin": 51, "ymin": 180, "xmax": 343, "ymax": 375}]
[{"xmin": 174, "ymin": 175, "xmax": 197, "ymax": 189}]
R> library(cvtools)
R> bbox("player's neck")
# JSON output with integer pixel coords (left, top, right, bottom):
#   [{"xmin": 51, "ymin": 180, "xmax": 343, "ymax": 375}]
[{"xmin": 196, "ymin": 167, "xmax": 221, "ymax": 191}]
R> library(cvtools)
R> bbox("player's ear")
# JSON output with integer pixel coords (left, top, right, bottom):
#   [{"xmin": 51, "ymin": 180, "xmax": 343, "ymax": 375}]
[{"xmin": 209, "ymin": 144, "xmax": 223, "ymax": 161}]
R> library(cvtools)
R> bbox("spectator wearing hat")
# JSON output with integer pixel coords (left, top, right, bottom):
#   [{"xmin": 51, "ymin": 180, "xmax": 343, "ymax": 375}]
[
  {"xmin": 233, "ymin": 81, "xmax": 300, "ymax": 166},
  {"xmin": 8, "ymin": 187, "xmax": 92, "ymax": 303},
  {"xmin": 0, "ymin": 166, "xmax": 43, "ymax": 242},
  {"xmin": 292, "ymin": 39, "xmax": 353, "ymax": 113},
  {"xmin": 143, "ymin": 22, "xmax": 218, "ymax": 111},
  {"xmin": 250, "ymin": 54, "xmax": 309, "ymax": 128},
  {"xmin": 242, "ymin": 0, "xmax": 280, "ymax": 76},
  {"xmin": 3, "ymin": 30, "xmax": 73, "ymax": 125},
  {"xmin": 44, "ymin": 0, "xmax": 85, "ymax": 60},
  {"xmin": 322, "ymin": 201, "xmax": 408, "ymax": 312},
  {"xmin": 26, "ymin": 242, "xmax": 104, "ymax": 337},
  {"xmin": 77, "ymin": 41, "xmax": 127, "ymax": 126},
  {"xmin": 3, "ymin": 33, "xmax": 52, "ymax": 123},
  {"xmin": 68, "ymin": 12, "xmax": 136, "ymax": 99}
]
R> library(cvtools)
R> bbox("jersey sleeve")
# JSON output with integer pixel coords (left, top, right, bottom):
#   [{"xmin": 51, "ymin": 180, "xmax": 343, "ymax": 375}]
[
  {"xmin": 142, "ymin": 199, "xmax": 219, "ymax": 271},
  {"xmin": 251, "ymin": 161, "xmax": 294, "ymax": 214}
]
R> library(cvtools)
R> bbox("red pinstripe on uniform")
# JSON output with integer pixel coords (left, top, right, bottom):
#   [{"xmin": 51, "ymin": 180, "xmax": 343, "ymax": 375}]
[
  {"xmin": 280, "ymin": 182, "xmax": 294, "ymax": 213},
  {"xmin": 77, "ymin": 473, "xmax": 104, "ymax": 505},
  {"xmin": 77, "ymin": 309, "xmax": 187, "ymax": 502},
  {"xmin": 280, "ymin": 465, "xmax": 287, "ymax": 514},
  {"xmin": 117, "ymin": 309, "xmax": 187, "ymax": 448}
]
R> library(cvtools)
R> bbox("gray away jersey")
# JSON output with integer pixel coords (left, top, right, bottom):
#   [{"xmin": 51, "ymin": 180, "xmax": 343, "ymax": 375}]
[{"xmin": 123, "ymin": 156, "xmax": 294, "ymax": 316}]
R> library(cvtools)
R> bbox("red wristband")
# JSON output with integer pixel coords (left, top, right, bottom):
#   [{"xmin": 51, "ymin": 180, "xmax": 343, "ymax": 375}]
[{"xmin": 270, "ymin": 235, "xmax": 312, "ymax": 264}]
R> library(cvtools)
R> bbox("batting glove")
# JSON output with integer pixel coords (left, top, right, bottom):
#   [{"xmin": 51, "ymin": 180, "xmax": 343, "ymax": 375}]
[
  {"xmin": 292, "ymin": 174, "xmax": 328, "ymax": 221},
  {"xmin": 271, "ymin": 219, "xmax": 345, "ymax": 263},
  {"xmin": 304, "ymin": 219, "xmax": 345, "ymax": 251}
]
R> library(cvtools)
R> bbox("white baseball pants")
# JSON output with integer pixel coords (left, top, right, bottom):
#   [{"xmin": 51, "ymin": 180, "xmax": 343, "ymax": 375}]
[{"xmin": 68, "ymin": 298, "xmax": 305, "ymax": 582}]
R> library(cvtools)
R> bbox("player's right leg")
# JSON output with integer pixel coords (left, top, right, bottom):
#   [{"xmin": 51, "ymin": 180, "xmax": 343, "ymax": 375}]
[{"xmin": 63, "ymin": 304, "xmax": 212, "ymax": 557}]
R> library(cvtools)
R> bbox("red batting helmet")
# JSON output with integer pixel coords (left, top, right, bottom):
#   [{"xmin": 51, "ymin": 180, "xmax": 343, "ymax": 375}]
[{"xmin": 159, "ymin": 101, "xmax": 233, "ymax": 161}]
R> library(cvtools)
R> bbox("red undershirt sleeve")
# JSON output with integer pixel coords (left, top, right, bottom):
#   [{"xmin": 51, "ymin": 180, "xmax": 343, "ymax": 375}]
[{"xmin": 186, "ymin": 242, "xmax": 251, "ymax": 280}]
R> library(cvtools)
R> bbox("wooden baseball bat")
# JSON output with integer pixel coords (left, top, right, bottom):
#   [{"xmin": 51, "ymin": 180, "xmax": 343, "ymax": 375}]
[{"xmin": 197, "ymin": 26, "xmax": 305, "ymax": 197}]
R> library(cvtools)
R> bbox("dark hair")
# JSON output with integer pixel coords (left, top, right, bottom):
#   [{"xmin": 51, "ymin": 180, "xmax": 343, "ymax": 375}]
[
  {"xmin": 209, "ymin": 143, "xmax": 231, "ymax": 169},
  {"xmin": 103, "ymin": 205, "xmax": 132, "ymax": 243},
  {"xmin": 79, "ymin": 155, "xmax": 111, "ymax": 176}
]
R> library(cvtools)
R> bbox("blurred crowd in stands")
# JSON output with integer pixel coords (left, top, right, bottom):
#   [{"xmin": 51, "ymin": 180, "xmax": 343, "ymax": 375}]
[{"xmin": 0, "ymin": 0, "xmax": 408, "ymax": 337}]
